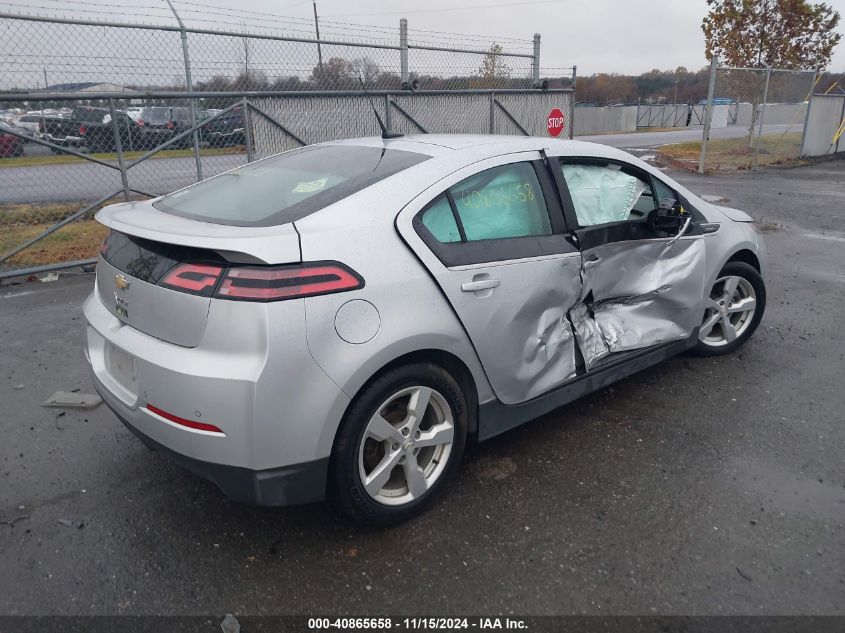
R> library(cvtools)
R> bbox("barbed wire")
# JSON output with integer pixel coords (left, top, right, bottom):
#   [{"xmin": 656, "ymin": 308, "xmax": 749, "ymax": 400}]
[{"xmin": 1, "ymin": 0, "xmax": 533, "ymax": 52}]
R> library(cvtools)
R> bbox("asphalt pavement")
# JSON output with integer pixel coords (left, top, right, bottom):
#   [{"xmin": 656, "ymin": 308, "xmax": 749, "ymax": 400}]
[
  {"xmin": 0, "ymin": 159, "xmax": 843, "ymax": 616},
  {"xmin": 0, "ymin": 124, "xmax": 803, "ymax": 203}
]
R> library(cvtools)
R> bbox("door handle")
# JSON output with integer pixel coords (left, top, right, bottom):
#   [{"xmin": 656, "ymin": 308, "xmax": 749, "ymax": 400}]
[{"xmin": 461, "ymin": 279, "xmax": 500, "ymax": 292}]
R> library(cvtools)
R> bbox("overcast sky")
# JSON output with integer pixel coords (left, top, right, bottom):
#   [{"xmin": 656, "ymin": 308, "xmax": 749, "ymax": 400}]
[
  {"xmin": 284, "ymin": 0, "xmax": 845, "ymax": 74},
  {"xmin": 3, "ymin": 0, "xmax": 844, "ymax": 89}
]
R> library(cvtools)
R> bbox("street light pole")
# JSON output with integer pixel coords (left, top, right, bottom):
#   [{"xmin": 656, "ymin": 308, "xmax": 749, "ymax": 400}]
[{"xmin": 673, "ymin": 79, "xmax": 678, "ymax": 105}]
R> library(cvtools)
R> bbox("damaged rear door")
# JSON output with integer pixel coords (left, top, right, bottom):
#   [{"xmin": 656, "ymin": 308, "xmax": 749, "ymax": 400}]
[
  {"xmin": 404, "ymin": 154, "xmax": 582, "ymax": 405},
  {"xmin": 552, "ymin": 157, "xmax": 707, "ymax": 369}
]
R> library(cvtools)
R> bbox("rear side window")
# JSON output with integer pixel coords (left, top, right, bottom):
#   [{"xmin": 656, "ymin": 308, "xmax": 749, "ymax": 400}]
[
  {"xmin": 72, "ymin": 107, "xmax": 109, "ymax": 123},
  {"xmin": 452, "ymin": 163, "xmax": 551, "ymax": 240},
  {"xmin": 141, "ymin": 108, "xmax": 172, "ymax": 122},
  {"xmin": 420, "ymin": 162, "xmax": 552, "ymax": 243},
  {"xmin": 421, "ymin": 195, "xmax": 461, "ymax": 243},
  {"xmin": 153, "ymin": 145, "xmax": 430, "ymax": 227}
]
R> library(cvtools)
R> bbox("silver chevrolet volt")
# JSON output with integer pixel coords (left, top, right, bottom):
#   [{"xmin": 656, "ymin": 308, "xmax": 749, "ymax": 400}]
[{"xmin": 84, "ymin": 134, "xmax": 766, "ymax": 525}]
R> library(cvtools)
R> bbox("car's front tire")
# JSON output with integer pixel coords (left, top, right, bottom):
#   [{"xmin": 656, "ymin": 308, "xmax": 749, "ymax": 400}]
[
  {"xmin": 692, "ymin": 261, "xmax": 766, "ymax": 356},
  {"xmin": 331, "ymin": 362, "xmax": 468, "ymax": 526}
]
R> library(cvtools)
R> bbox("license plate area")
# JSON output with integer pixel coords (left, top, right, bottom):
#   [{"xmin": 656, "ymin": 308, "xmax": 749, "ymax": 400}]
[{"xmin": 106, "ymin": 342, "xmax": 138, "ymax": 398}]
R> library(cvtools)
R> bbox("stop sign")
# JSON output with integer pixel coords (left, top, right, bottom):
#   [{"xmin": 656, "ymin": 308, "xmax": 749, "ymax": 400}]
[{"xmin": 547, "ymin": 107, "xmax": 565, "ymax": 137}]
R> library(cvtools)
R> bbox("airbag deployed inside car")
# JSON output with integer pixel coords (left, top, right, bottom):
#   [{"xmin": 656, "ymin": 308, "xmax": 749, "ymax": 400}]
[{"xmin": 562, "ymin": 164, "xmax": 647, "ymax": 226}]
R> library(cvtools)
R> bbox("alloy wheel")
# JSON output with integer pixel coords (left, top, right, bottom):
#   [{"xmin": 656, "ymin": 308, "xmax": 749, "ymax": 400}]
[
  {"xmin": 698, "ymin": 275, "xmax": 757, "ymax": 347},
  {"xmin": 358, "ymin": 386, "xmax": 455, "ymax": 506}
]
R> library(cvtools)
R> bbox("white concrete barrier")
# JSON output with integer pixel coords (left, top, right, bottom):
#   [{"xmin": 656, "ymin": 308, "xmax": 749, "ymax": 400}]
[
  {"xmin": 801, "ymin": 95, "xmax": 845, "ymax": 157},
  {"xmin": 573, "ymin": 106, "xmax": 638, "ymax": 135}
]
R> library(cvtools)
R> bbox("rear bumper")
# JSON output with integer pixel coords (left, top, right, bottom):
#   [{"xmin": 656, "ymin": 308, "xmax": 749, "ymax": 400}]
[
  {"xmin": 42, "ymin": 133, "xmax": 84, "ymax": 147},
  {"xmin": 204, "ymin": 129, "xmax": 245, "ymax": 145},
  {"xmin": 96, "ymin": 376, "xmax": 328, "ymax": 505},
  {"xmin": 83, "ymin": 282, "xmax": 350, "ymax": 505}
]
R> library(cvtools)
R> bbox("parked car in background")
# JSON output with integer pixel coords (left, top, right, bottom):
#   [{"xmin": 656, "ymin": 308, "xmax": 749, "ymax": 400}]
[
  {"xmin": 1, "ymin": 119, "xmax": 32, "ymax": 140},
  {"xmin": 0, "ymin": 125, "xmax": 25, "ymax": 157},
  {"xmin": 13, "ymin": 114, "xmax": 44, "ymax": 138},
  {"xmin": 85, "ymin": 135, "xmax": 767, "ymax": 525},
  {"xmin": 202, "ymin": 107, "xmax": 245, "ymax": 147},
  {"xmin": 125, "ymin": 107, "xmax": 144, "ymax": 122},
  {"xmin": 135, "ymin": 106, "xmax": 195, "ymax": 149},
  {"xmin": 40, "ymin": 105, "xmax": 135, "ymax": 153}
]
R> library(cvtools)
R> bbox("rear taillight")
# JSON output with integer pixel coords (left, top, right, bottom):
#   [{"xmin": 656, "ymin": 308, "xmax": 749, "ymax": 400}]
[
  {"xmin": 78, "ymin": 125, "xmax": 87, "ymax": 135},
  {"xmin": 217, "ymin": 263, "xmax": 363, "ymax": 301},
  {"xmin": 136, "ymin": 119, "xmax": 145, "ymax": 127},
  {"xmin": 157, "ymin": 261, "xmax": 363, "ymax": 302},
  {"xmin": 166, "ymin": 120, "xmax": 174, "ymax": 129},
  {"xmin": 160, "ymin": 263, "xmax": 224, "ymax": 297}
]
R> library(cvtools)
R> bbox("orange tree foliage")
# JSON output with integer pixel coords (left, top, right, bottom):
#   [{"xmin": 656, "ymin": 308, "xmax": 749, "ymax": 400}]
[{"xmin": 702, "ymin": 0, "xmax": 841, "ymax": 70}]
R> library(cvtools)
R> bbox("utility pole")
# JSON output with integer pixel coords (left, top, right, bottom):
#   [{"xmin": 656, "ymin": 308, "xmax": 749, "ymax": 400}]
[
  {"xmin": 43, "ymin": 67, "xmax": 48, "ymax": 90},
  {"xmin": 673, "ymin": 79, "xmax": 678, "ymax": 105},
  {"xmin": 313, "ymin": 0, "xmax": 323, "ymax": 75}
]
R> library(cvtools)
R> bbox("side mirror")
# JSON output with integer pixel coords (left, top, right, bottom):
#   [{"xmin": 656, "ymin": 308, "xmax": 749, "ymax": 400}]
[{"xmin": 649, "ymin": 198, "xmax": 687, "ymax": 233}]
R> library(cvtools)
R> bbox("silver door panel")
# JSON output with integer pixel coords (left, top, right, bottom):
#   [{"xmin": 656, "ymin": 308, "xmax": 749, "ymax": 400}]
[
  {"xmin": 569, "ymin": 237, "xmax": 707, "ymax": 368},
  {"xmin": 432, "ymin": 254, "xmax": 581, "ymax": 405}
]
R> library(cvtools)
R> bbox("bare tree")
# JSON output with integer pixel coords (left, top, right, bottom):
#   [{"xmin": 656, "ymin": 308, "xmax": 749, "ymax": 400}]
[{"xmin": 476, "ymin": 43, "xmax": 511, "ymax": 88}]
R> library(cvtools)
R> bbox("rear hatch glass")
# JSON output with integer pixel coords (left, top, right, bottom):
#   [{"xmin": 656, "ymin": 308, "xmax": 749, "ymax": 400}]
[
  {"xmin": 98, "ymin": 231, "xmax": 226, "ymax": 347},
  {"xmin": 152, "ymin": 144, "xmax": 430, "ymax": 227},
  {"xmin": 206, "ymin": 113, "xmax": 242, "ymax": 130},
  {"xmin": 140, "ymin": 107, "xmax": 172, "ymax": 122},
  {"xmin": 72, "ymin": 107, "xmax": 109, "ymax": 123}
]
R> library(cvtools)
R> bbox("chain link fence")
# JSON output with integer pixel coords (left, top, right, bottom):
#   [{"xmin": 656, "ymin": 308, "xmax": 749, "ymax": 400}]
[
  {"xmin": 0, "ymin": 89, "xmax": 574, "ymax": 277},
  {"xmin": 0, "ymin": 8, "xmax": 538, "ymax": 93},
  {"xmin": 0, "ymin": 6, "xmax": 573, "ymax": 279},
  {"xmin": 698, "ymin": 59, "xmax": 817, "ymax": 172}
]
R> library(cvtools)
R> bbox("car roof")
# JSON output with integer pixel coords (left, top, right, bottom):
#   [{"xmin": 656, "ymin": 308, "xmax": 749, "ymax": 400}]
[{"xmin": 325, "ymin": 134, "xmax": 635, "ymax": 162}]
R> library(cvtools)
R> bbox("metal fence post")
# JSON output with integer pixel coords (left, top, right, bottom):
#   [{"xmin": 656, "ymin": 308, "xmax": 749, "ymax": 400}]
[
  {"xmin": 800, "ymin": 68, "xmax": 818, "ymax": 156},
  {"xmin": 698, "ymin": 55, "xmax": 718, "ymax": 174},
  {"xmin": 166, "ymin": 0, "xmax": 202, "ymax": 182},
  {"xmin": 107, "ymin": 98, "xmax": 131, "ymax": 201},
  {"xmin": 752, "ymin": 66, "xmax": 771, "ymax": 170},
  {"xmin": 489, "ymin": 92, "xmax": 495, "ymax": 134},
  {"xmin": 242, "ymin": 97, "xmax": 254, "ymax": 162},
  {"xmin": 400, "ymin": 18, "xmax": 409, "ymax": 88},
  {"xmin": 531, "ymin": 33, "xmax": 540, "ymax": 87},
  {"xmin": 569, "ymin": 65, "xmax": 576, "ymax": 139}
]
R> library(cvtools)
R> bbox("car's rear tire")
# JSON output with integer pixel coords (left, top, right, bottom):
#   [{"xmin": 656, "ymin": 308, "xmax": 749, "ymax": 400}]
[
  {"xmin": 331, "ymin": 362, "xmax": 467, "ymax": 526},
  {"xmin": 691, "ymin": 261, "xmax": 766, "ymax": 357}
]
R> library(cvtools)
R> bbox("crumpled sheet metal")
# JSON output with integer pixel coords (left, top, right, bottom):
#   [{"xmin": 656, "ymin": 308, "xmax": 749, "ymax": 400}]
[
  {"xmin": 455, "ymin": 254, "xmax": 583, "ymax": 406},
  {"xmin": 569, "ymin": 238, "xmax": 707, "ymax": 368},
  {"xmin": 512, "ymin": 304, "xmax": 578, "ymax": 401},
  {"xmin": 569, "ymin": 302, "xmax": 610, "ymax": 369},
  {"xmin": 495, "ymin": 279, "xmax": 579, "ymax": 404}
]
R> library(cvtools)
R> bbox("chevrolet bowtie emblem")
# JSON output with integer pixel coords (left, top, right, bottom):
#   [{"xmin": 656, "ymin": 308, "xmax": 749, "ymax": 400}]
[{"xmin": 114, "ymin": 274, "xmax": 131, "ymax": 291}]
